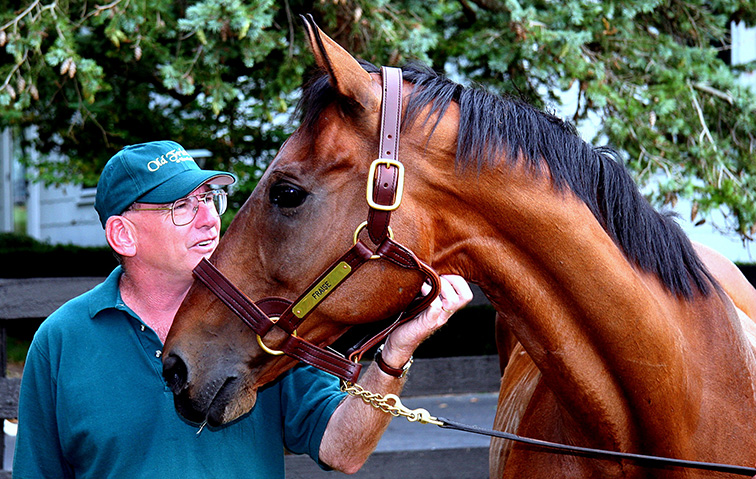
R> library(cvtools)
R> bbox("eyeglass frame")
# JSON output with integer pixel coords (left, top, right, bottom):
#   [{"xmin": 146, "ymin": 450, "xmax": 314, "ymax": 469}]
[{"xmin": 126, "ymin": 189, "xmax": 228, "ymax": 226}]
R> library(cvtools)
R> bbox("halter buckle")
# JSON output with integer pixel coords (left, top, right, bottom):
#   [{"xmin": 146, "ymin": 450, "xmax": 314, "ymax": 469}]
[{"xmin": 366, "ymin": 159, "xmax": 404, "ymax": 211}]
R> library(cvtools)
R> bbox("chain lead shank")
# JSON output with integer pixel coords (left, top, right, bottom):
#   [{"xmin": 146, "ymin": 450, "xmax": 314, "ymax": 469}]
[{"xmin": 340, "ymin": 381, "xmax": 443, "ymax": 426}]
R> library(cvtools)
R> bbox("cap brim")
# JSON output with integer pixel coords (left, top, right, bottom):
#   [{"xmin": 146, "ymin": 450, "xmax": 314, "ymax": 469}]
[{"xmin": 137, "ymin": 170, "xmax": 236, "ymax": 204}]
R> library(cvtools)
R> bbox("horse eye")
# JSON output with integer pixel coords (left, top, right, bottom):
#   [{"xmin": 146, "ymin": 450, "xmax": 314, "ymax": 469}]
[{"xmin": 269, "ymin": 182, "xmax": 308, "ymax": 209}]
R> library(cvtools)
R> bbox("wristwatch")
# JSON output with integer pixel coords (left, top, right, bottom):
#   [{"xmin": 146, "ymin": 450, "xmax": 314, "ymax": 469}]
[{"xmin": 374, "ymin": 344, "xmax": 413, "ymax": 378}]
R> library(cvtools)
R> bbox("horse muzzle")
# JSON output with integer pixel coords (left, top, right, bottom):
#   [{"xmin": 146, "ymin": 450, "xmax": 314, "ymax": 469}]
[{"xmin": 162, "ymin": 351, "xmax": 257, "ymax": 427}]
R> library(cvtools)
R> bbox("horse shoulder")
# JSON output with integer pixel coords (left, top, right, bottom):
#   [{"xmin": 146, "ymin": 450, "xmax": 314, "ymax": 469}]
[{"xmin": 492, "ymin": 346, "xmax": 633, "ymax": 479}]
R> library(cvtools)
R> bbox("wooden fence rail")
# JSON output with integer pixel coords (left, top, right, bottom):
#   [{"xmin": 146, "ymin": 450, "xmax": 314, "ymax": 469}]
[{"xmin": 0, "ymin": 277, "xmax": 105, "ymax": 477}]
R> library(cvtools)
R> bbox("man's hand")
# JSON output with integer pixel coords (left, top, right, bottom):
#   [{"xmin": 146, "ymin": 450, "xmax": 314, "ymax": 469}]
[
  {"xmin": 380, "ymin": 275, "xmax": 473, "ymax": 372},
  {"xmin": 319, "ymin": 274, "xmax": 473, "ymax": 473}
]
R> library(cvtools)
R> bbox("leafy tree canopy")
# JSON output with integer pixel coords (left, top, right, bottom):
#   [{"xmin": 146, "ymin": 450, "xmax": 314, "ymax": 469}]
[{"xmin": 1, "ymin": 0, "xmax": 756, "ymax": 238}]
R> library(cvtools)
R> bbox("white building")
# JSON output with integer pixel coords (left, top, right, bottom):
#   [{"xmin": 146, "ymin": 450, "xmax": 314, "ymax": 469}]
[{"xmin": 0, "ymin": 129, "xmax": 105, "ymax": 246}]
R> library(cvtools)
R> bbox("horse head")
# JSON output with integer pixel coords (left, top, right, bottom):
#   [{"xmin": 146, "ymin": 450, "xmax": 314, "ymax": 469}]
[{"xmin": 162, "ymin": 16, "xmax": 458, "ymax": 426}]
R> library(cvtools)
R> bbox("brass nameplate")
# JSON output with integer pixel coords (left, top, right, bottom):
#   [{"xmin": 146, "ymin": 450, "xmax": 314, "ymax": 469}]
[{"xmin": 292, "ymin": 262, "xmax": 352, "ymax": 318}]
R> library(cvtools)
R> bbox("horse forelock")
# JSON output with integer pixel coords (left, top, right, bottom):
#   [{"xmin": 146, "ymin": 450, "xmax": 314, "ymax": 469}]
[{"xmin": 294, "ymin": 59, "xmax": 713, "ymax": 299}]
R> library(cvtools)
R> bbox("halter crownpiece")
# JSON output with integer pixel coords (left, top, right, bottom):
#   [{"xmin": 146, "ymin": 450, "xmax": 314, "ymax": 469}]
[
  {"xmin": 366, "ymin": 66, "xmax": 405, "ymax": 244},
  {"xmin": 192, "ymin": 66, "xmax": 441, "ymax": 382}
]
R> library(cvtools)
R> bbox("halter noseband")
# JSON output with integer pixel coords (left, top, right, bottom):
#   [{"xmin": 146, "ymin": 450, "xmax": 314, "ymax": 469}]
[{"xmin": 192, "ymin": 67, "xmax": 441, "ymax": 383}]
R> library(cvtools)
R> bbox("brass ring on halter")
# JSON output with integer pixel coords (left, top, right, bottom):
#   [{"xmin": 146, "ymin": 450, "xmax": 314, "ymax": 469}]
[
  {"xmin": 256, "ymin": 316, "xmax": 297, "ymax": 356},
  {"xmin": 353, "ymin": 221, "xmax": 394, "ymax": 259}
]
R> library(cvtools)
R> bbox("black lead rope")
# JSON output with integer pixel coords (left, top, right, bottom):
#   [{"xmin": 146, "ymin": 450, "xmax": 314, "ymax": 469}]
[{"xmin": 437, "ymin": 417, "xmax": 756, "ymax": 476}]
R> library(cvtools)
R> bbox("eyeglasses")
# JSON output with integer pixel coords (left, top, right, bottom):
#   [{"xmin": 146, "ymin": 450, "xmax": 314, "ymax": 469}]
[{"xmin": 128, "ymin": 190, "xmax": 228, "ymax": 226}]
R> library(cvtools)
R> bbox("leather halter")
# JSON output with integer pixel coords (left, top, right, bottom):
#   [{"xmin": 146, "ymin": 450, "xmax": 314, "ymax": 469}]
[{"xmin": 193, "ymin": 66, "xmax": 441, "ymax": 383}]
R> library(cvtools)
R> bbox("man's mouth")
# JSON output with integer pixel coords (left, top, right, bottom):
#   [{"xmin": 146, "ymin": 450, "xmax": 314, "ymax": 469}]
[{"xmin": 194, "ymin": 238, "xmax": 216, "ymax": 248}]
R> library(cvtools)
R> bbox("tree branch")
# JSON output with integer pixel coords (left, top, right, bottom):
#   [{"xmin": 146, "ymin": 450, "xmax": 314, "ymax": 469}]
[
  {"xmin": 688, "ymin": 82, "xmax": 716, "ymax": 150},
  {"xmin": 692, "ymin": 82, "xmax": 734, "ymax": 105},
  {"xmin": 1, "ymin": 51, "xmax": 27, "ymax": 90},
  {"xmin": 1, "ymin": 0, "xmax": 43, "ymax": 30},
  {"xmin": 75, "ymin": 0, "xmax": 128, "ymax": 28}
]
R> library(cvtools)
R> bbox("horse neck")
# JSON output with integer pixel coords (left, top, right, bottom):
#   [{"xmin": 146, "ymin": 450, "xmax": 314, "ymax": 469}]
[{"xmin": 426, "ymin": 160, "xmax": 756, "ymax": 457}]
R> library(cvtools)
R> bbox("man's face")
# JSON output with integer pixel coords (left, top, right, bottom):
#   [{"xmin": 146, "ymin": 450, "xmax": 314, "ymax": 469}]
[{"xmin": 123, "ymin": 184, "xmax": 221, "ymax": 281}]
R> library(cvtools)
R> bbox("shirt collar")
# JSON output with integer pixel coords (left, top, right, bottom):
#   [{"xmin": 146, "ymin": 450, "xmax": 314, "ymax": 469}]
[{"xmin": 88, "ymin": 266, "xmax": 126, "ymax": 319}]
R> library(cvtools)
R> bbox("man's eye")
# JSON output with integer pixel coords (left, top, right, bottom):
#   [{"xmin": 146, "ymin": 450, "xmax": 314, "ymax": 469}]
[
  {"xmin": 269, "ymin": 182, "xmax": 308, "ymax": 209},
  {"xmin": 173, "ymin": 199, "xmax": 192, "ymax": 211}
]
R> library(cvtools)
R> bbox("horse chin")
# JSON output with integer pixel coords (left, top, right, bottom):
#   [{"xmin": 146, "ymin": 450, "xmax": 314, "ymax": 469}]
[
  {"xmin": 172, "ymin": 376, "xmax": 259, "ymax": 427},
  {"xmin": 214, "ymin": 388, "xmax": 258, "ymax": 426}
]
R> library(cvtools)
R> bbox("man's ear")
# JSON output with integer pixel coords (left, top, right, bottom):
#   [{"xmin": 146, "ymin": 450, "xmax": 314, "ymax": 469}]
[{"xmin": 105, "ymin": 215, "xmax": 137, "ymax": 258}]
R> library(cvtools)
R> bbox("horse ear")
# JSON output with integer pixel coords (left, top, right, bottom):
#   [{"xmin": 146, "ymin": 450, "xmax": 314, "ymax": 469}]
[{"xmin": 300, "ymin": 14, "xmax": 380, "ymax": 111}]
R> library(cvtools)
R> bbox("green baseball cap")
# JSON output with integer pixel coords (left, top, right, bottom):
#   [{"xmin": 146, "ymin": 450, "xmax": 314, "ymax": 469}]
[{"xmin": 94, "ymin": 140, "xmax": 236, "ymax": 227}]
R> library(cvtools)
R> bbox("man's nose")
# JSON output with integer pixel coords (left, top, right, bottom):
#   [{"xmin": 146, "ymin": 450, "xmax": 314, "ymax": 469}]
[{"xmin": 193, "ymin": 198, "xmax": 219, "ymax": 226}]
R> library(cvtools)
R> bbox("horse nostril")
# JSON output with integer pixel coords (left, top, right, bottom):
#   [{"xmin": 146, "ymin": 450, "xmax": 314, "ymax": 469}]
[{"xmin": 162, "ymin": 353, "xmax": 188, "ymax": 394}]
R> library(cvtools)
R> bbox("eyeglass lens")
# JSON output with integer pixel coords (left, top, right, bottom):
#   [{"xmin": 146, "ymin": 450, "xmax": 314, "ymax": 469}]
[{"xmin": 172, "ymin": 191, "xmax": 227, "ymax": 226}]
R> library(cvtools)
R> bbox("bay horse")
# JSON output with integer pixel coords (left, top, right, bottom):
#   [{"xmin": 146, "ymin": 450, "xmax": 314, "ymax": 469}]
[{"xmin": 163, "ymin": 17, "xmax": 756, "ymax": 478}]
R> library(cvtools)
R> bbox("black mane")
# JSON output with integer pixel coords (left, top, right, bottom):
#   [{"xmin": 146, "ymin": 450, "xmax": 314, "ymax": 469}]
[{"xmin": 297, "ymin": 62, "xmax": 714, "ymax": 298}]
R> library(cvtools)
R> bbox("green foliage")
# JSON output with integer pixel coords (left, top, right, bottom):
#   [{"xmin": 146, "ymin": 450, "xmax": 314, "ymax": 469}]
[
  {"xmin": 1, "ymin": 0, "xmax": 756, "ymax": 238},
  {"xmin": 0, "ymin": 232, "xmax": 115, "ymax": 277},
  {"xmin": 0, "ymin": 232, "xmax": 117, "ymax": 278}
]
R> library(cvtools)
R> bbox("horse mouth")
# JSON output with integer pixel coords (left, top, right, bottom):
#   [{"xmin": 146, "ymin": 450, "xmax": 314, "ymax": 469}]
[{"xmin": 173, "ymin": 376, "xmax": 244, "ymax": 427}]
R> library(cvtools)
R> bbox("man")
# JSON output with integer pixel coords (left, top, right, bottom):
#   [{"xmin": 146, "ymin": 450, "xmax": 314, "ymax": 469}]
[{"xmin": 13, "ymin": 140, "xmax": 471, "ymax": 478}]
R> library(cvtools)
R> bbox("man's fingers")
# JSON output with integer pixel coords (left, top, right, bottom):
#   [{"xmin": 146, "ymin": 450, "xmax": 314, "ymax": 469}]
[{"xmin": 438, "ymin": 275, "xmax": 473, "ymax": 313}]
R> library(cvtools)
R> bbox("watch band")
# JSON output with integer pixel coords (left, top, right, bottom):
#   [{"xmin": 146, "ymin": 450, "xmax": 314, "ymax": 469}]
[{"xmin": 374, "ymin": 344, "xmax": 413, "ymax": 378}]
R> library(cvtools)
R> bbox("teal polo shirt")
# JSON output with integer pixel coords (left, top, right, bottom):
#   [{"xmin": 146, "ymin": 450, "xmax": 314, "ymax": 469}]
[{"xmin": 13, "ymin": 267, "xmax": 346, "ymax": 479}]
